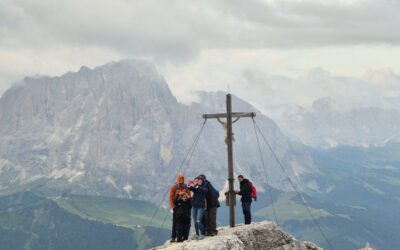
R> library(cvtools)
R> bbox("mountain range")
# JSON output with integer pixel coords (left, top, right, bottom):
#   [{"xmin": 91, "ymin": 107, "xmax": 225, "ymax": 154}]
[
  {"xmin": 0, "ymin": 59, "xmax": 399, "ymax": 249},
  {"xmin": 265, "ymin": 97, "xmax": 400, "ymax": 148},
  {"xmin": 0, "ymin": 59, "xmax": 319, "ymax": 200}
]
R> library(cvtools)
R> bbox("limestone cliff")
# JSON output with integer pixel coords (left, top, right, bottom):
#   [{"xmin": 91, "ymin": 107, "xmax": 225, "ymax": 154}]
[{"xmin": 152, "ymin": 221, "xmax": 321, "ymax": 250}]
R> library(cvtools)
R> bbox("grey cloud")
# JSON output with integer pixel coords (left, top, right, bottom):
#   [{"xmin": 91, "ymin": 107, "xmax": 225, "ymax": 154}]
[
  {"xmin": 241, "ymin": 68, "xmax": 274, "ymax": 91},
  {"xmin": 3, "ymin": 0, "xmax": 220, "ymax": 60},
  {"xmin": 236, "ymin": 66, "xmax": 400, "ymax": 112},
  {"xmin": 205, "ymin": 0, "xmax": 400, "ymax": 47},
  {"xmin": 2, "ymin": 0, "xmax": 400, "ymax": 63}
]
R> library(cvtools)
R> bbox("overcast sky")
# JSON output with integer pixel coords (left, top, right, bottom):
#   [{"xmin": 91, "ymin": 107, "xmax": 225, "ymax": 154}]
[{"xmin": 1, "ymin": 0, "xmax": 400, "ymax": 111}]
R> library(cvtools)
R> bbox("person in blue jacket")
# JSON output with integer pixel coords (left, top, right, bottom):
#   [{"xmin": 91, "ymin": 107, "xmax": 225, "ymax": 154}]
[{"xmin": 188, "ymin": 176, "xmax": 208, "ymax": 240}]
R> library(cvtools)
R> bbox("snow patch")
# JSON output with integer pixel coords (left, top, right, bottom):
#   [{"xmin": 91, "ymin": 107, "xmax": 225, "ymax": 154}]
[
  {"xmin": 326, "ymin": 185, "xmax": 334, "ymax": 193},
  {"xmin": 163, "ymin": 122, "xmax": 172, "ymax": 138},
  {"xmin": 123, "ymin": 184, "xmax": 133, "ymax": 193},
  {"xmin": 12, "ymin": 166, "xmax": 43, "ymax": 184},
  {"xmin": 306, "ymin": 179, "xmax": 319, "ymax": 191},
  {"xmin": 0, "ymin": 158, "xmax": 10, "ymax": 170},
  {"xmin": 68, "ymin": 171, "xmax": 85, "ymax": 182},
  {"xmin": 160, "ymin": 144, "xmax": 172, "ymax": 165},
  {"xmin": 46, "ymin": 129, "xmax": 64, "ymax": 144},
  {"xmin": 49, "ymin": 168, "xmax": 84, "ymax": 180},
  {"xmin": 17, "ymin": 169, "xmax": 29, "ymax": 182},
  {"xmin": 79, "ymin": 141, "xmax": 90, "ymax": 160},
  {"xmin": 105, "ymin": 175, "xmax": 118, "ymax": 189},
  {"xmin": 290, "ymin": 161, "xmax": 309, "ymax": 176}
]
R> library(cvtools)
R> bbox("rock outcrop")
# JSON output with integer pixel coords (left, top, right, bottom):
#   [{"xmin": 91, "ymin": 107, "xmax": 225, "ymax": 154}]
[
  {"xmin": 359, "ymin": 242, "xmax": 375, "ymax": 250},
  {"xmin": 152, "ymin": 221, "xmax": 321, "ymax": 250}
]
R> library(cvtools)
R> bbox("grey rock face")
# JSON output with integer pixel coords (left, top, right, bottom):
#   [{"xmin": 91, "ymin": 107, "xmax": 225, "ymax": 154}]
[
  {"xmin": 151, "ymin": 221, "xmax": 321, "ymax": 250},
  {"xmin": 0, "ymin": 59, "xmax": 320, "ymax": 200}
]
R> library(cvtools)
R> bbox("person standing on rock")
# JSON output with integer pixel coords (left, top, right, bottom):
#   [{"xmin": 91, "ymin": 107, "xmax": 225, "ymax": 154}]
[
  {"xmin": 169, "ymin": 173, "xmax": 191, "ymax": 243},
  {"xmin": 173, "ymin": 192, "xmax": 192, "ymax": 242},
  {"xmin": 235, "ymin": 174, "xmax": 252, "ymax": 224},
  {"xmin": 188, "ymin": 177, "xmax": 208, "ymax": 240},
  {"xmin": 198, "ymin": 174, "xmax": 220, "ymax": 236}
]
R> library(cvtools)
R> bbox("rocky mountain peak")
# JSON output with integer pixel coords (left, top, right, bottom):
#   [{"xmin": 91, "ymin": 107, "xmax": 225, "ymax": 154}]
[
  {"xmin": 152, "ymin": 221, "xmax": 321, "ymax": 250},
  {"xmin": 0, "ymin": 59, "xmax": 177, "ymax": 133},
  {"xmin": 311, "ymin": 97, "xmax": 333, "ymax": 112},
  {"xmin": 0, "ymin": 59, "xmax": 319, "ymax": 201}
]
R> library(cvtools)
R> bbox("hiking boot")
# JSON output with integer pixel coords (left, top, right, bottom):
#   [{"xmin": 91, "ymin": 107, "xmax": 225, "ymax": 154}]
[
  {"xmin": 191, "ymin": 234, "xmax": 198, "ymax": 240},
  {"xmin": 170, "ymin": 238, "xmax": 176, "ymax": 243},
  {"xmin": 197, "ymin": 235, "xmax": 205, "ymax": 240}
]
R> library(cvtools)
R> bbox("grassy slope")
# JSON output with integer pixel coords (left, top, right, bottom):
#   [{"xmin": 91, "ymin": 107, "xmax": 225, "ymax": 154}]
[
  {"xmin": 252, "ymin": 188, "xmax": 400, "ymax": 249},
  {"xmin": 3, "ymin": 143, "xmax": 399, "ymax": 249},
  {"xmin": 254, "ymin": 192, "xmax": 331, "ymax": 223},
  {"xmin": 53, "ymin": 195, "xmax": 171, "ymax": 229},
  {"xmin": 0, "ymin": 192, "xmax": 170, "ymax": 250},
  {"xmin": 53, "ymin": 194, "xmax": 172, "ymax": 249},
  {"xmin": 250, "ymin": 143, "xmax": 400, "ymax": 250}
]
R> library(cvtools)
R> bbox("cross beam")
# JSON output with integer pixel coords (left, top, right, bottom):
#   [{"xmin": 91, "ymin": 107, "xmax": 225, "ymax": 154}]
[
  {"xmin": 202, "ymin": 112, "xmax": 256, "ymax": 120},
  {"xmin": 202, "ymin": 93, "xmax": 256, "ymax": 227}
]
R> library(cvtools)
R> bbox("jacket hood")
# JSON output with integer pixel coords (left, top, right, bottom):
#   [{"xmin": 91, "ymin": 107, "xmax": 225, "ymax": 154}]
[
  {"xmin": 176, "ymin": 173, "xmax": 185, "ymax": 186},
  {"xmin": 198, "ymin": 175, "xmax": 206, "ymax": 183}
]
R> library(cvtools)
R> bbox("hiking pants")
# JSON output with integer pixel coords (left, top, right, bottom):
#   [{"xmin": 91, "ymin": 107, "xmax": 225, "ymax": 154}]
[
  {"xmin": 192, "ymin": 207, "xmax": 205, "ymax": 236},
  {"xmin": 204, "ymin": 207, "xmax": 217, "ymax": 234},
  {"xmin": 171, "ymin": 209, "xmax": 177, "ymax": 238},
  {"xmin": 176, "ymin": 219, "xmax": 190, "ymax": 242},
  {"xmin": 242, "ymin": 201, "xmax": 252, "ymax": 224}
]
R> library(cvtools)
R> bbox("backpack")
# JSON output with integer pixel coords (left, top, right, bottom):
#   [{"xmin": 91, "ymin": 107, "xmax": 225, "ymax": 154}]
[
  {"xmin": 248, "ymin": 181, "xmax": 257, "ymax": 202},
  {"xmin": 209, "ymin": 182, "xmax": 219, "ymax": 198},
  {"xmin": 201, "ymin": 180, "xmax": 219, "ymax": 208}
]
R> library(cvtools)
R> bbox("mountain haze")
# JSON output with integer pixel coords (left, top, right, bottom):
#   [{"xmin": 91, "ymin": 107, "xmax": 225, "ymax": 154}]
[
  {"xmin": 0, "ymin": 59, "xmax": 319, "ymax": 201},
  {"xmin": 0, "ymin": 59, "xmax": 399, "ymax": 249},
  {"xmin": 266, "ymin": 97, "xmax": 400, "ymax": 148}
]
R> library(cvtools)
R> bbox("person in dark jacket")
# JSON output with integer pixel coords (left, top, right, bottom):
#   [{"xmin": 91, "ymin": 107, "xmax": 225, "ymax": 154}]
[
  {"xmin": 235, "ymin": 175, "xmax": 252, "ymax": 224},
  {"xmin": 198, "ymin": 174, "xmax": 220, "ymax": 236},
  {"xmin": 174, "ymin": 192, "xmax": 192, "ymax": 242},
  {"xmin": 188, "ymin": 177, "xmax": 208, "ymax": 240}
]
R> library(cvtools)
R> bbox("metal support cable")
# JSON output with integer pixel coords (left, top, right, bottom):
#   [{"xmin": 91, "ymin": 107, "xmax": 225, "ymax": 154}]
[
  {"xmin": 137, "ymin": 119, "xmax": 207, "ymax": 247},
  {"xmin": 252, "ymin": 118, "xmax": 279, "ymax": 226},
  {"xmin": 252, "ymin": 119, "xmax": 334, "ymax": 250},
  {"xmin": 153, "ymin": 121, "xmax": 205, "ymax": 240}
]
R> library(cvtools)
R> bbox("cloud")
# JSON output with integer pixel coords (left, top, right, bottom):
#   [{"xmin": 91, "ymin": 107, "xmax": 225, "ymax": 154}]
[
  {"xmin": 259, "ymin": 67, "xmax": 400, "ymax": 110},
  {"xmin": 3, "ymin": 0, "xmax": 400, "ymax": 55},
  {"xmin": 2, "ymin": 0, "xmax": 400, "ymax": 64},
  {"xmin": 1, "ymin": 0, "xmax": 400, "ymax": 110},
  {"xmin": 2, "ymin": 0, "xmax": 217, "ymax": 60},
  {"xmin": 0, "ymin": 44, "xmax": 124, "ymax": 93},
  {"xmin": 157, "ymin": 46, "xmax": 400, "ymax": 111}
]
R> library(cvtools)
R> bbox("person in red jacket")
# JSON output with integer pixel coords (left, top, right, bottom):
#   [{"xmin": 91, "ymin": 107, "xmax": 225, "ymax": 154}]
[{"xmin": 169, "ymin": 173, "xmax": 191, "ymax": 242}]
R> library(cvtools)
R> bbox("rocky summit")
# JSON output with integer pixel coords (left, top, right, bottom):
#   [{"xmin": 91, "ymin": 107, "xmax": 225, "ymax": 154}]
[{"xmin": 152, "ymin": 221, "xmax": 321, "ymax": 250}]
